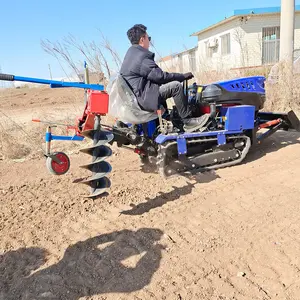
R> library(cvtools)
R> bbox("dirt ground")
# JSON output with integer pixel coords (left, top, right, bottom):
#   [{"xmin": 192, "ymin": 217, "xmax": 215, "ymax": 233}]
[{"xmin": 1, "ymin": 86, "xmax": 300, "ymax": 300}]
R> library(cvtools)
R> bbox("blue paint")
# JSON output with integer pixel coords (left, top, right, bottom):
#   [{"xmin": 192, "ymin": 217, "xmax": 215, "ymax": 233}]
[
  {"xmin": 45, "ymin": 132, "xmax": 51, "ymax": 142},
  {"xmin": 147, "ymin": 120, "xmax": 157, "ymax": 137},
  {"xmin": 13, "ymin": 75, "xmax": 104, "ymax": 90},
  {"xmin": 51, "ymin": 135, "xmax": 84, "ymax": 141},
  {"xmin": 217, "ymin": 133, "xmax": 226, "ymax": 145},
  {"xmin": 126, "ymin": 121, "xmax": 157, "ymax": 138},
  {"xmin": 136, "ymin": 124, "xmax": 144, "ymax": 136},
  {"xmin": 222, "ymin": 105, "xmax": 255, "ymax": 131},
  {"xmin": 234, "ymin": 5, "xmax": 300, "ymax": 16},
  {"xmin": 211, "ymin": 76, "xmax": 266, "ymax": 94},
  {"xmin": 155, "ymin": 129, "xmax": 243, "ymax": 144},
  {"xmin": 177, "ymin": 137, "xmax": 187, "ymax": 155},
  {"xmin": 45, "ymin": 132, "xmax": 84, "ymax": 142}
]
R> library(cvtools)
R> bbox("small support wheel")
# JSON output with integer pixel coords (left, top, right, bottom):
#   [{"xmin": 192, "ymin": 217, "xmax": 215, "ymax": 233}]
[{"xmin": 46, "ymin": 152, "xmax": 70, "ymax": 175}]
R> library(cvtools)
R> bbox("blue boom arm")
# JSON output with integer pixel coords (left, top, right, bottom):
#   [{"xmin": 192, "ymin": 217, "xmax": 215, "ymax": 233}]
[{"xmin": 0, "ymin": 73, "xmax": 104, "ymax": 90}]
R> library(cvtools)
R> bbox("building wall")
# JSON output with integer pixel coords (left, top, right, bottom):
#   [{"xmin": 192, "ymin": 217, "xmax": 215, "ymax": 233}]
[
  {"xmin": 195, "ymin": 19, "xmax": 243, "ymax": 71},
  {"xmin": 157, "ymin": 48, "xmax": 197, "ymax": 73},
  {"xmin": 158, "ymin": 55, "xmax": 178, "ymax": 72},
  {"xmin": 292, "ymin": 13, "xmax": 300, "ymax": 58},
  {"xmin": 236, "ymin": 14, "xmax": 281, "ymax": 67},
  {"xmin": 158, "ymin": 12, "xmax": 300, "ymax": 73},
  {"xmin": 197, "ymin": 12, "xmax": 300, "ymax": 70}
]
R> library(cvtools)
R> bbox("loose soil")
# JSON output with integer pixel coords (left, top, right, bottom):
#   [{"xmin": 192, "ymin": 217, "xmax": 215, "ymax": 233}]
[{"xmin": 1, "ymin": 86, "xmax": 300, "ymax": 299}]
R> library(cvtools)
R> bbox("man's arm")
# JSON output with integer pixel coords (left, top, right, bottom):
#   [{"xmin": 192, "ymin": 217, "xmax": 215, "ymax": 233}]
[{"xmin": 140, "ymin": 58, "xmax": 193, "ymax": 84}]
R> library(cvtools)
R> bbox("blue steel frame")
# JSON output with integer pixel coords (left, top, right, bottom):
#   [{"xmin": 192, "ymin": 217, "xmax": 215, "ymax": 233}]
[
  {"xmin": 44, "ymin": 127, "xmax": 85, "ymax": 159},
  {"xmin": 155, "ymin": 105, "xmax": 256, "ymax": 156},
  {"xmin": 9, "ymin": 70, "xmax": 101, "ymax": 152},
  {"xmin": 156, "ymin": 130, "xmax": 244, "ymax": 157},
  {"xmin": 45, "ymin": 131, "xmax": 84, "ymax": 142},
  {"xmin": 13, "ymin": 75, "xmax": 104, "ymax": 91}
]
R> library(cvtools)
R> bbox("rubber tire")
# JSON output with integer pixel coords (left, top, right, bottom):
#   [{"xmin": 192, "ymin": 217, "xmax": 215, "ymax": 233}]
[{"xmin": 46, "ymin": 152, "xmax": 70, "ymax": 175}]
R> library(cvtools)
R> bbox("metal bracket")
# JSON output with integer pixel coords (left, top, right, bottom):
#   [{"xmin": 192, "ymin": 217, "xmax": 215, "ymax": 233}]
[
  {"xmin": 44, "ymin": 153, "xmax": 62, "ymax": 164},
  {"xmin": 177, "ymin": 136, "xmax": 187, "ymax": 155},
  {"xmin": 217, "ymin": 133, "xmax": 226, "ymax": 145}
]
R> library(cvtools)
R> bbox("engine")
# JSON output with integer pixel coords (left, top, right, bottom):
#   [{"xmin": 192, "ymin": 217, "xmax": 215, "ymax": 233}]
[{"xmin": 187, "ymin": 76, "xmax": 266, "ymax": 117}]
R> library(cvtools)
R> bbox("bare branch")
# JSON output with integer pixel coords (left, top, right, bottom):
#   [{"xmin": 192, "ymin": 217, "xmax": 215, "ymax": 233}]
[{"xmin": 41, "ymin": 31, "xmax": 122, "ymax": 87}]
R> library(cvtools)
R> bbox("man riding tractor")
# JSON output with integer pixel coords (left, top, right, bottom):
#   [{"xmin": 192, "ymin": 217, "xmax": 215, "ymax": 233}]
[{"xmin": 119, "ymin": 24, "xmax": 210, "ymax": 132}]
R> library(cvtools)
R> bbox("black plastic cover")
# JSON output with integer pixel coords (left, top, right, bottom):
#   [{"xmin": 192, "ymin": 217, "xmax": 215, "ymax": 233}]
[
  {"xmin": 202, "ymin": 85, "xmax": 222, "ymax": 102},
  {"xmin": 0, "ymin": 73, "xmax": 14, "ymax": 81}
]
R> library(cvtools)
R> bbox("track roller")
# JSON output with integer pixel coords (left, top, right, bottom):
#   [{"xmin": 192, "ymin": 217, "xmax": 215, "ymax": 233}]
[{"xmin": 77, "ymin": 115, "xmax": 113, "ymax": 198}]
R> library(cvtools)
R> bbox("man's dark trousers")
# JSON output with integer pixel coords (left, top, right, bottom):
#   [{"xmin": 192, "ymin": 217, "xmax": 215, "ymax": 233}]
[{"xmin": 159, "ymin": 81, "xmax": 191, "ymax": 119}]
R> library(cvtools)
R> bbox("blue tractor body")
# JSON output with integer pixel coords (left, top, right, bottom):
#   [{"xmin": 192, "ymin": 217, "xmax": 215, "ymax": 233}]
[{"xmin": 110, "ymin": 75, "xmax": 300, "ymax": 177}]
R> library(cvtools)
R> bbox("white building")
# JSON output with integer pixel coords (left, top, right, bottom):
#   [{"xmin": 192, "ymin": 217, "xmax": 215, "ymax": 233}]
[{"xmin": 157, "ymin": 5, "xmax": 300, "ymax": 74}]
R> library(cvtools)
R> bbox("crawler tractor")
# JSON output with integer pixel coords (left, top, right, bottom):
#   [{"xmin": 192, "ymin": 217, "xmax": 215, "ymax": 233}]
[
  {"xmin": 0, "ymin": 69, "xmax": 299, "ymax": 198},
  {"xmin": 109, "ymin": 75, "xmax": 300, "ymax": 178}
]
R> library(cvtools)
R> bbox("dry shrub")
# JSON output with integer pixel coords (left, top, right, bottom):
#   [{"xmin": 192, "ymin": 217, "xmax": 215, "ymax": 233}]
[
  {"xmin": 194, "ymin": 69, "xmax": 235, "ymax": 84},
  {"xmin": 265, "ymin": 60, "xmax": 300, "ymax": 113},
  {"xmin": 194, "ymin": 65, "xmax": 272, "ymax": 85},
  {"xmin": 0, "ymin": 114, "xmax": 45, "ymax": 160},
  {"xmin": 0, "ymin": 131, "xmax": 31, "ymax": 160},
  {"xmin": 240, "ymin": 65, "xmax": 272, "ymax": 78},
  {"xmin": 40, "ymin": 31, "xmax": 300, "ymax": 115},
  {"xmin": 40, "ymin": 31, "xmax": 121, "ymax": 89},
  {"xmin": 193, "ymin": 62, "xmax": 300, "ymax": 114}
]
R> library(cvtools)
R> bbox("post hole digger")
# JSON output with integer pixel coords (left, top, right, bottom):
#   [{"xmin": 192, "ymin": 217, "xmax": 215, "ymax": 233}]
[
  {"xmin": 0, "ymin": 69, "xmax": 113, "ymax": 198},
  {"xmin": 0, "ymin": 68, "xmax": 299, "ymax": 198}
]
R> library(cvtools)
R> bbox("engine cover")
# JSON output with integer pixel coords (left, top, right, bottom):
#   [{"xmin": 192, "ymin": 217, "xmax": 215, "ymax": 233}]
[{"xmin": 188, "ymin": 76, "xmax": 266, "ymax": 112}]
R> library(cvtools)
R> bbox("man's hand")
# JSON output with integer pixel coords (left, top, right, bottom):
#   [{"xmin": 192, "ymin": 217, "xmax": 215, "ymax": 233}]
[{"xmin": 183, "ymin": 72, "xmax": 194, "ymax": 80}]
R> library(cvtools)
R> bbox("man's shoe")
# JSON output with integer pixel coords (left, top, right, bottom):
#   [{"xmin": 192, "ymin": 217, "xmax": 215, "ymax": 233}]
[{"xmin": 183, "ymin": 113, "xmax": 210, "ymax": 132}]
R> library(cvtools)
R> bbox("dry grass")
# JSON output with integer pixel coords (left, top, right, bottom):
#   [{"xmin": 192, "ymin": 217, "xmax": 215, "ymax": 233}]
[
  {"xmin": 159, "ymin": 51, "xmax": 300, "ymax": 113},
  {"xmin": 191, "ymin": 62, "xmax": 300, "ymax": 114},
  {"xmin": 0, "ymin": 131, "xmax": 31, "ymax": 160},
  {"xmin": 40, "ymin": 32, "xmax": 121, "ymax": 88},
  {"xmin": 0, "ymin": 117, "xmax": 44, "ymax": 160}
]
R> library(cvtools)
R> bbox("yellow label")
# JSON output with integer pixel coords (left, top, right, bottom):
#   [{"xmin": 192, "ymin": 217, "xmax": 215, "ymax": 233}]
[{"xmin": 197, "ymin": 86, "xmax": 203, "ymax": 93}]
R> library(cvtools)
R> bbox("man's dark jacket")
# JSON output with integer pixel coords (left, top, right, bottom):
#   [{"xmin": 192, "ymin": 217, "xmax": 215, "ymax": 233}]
[{"xmin": 120, "ymin": 44, "xmax": 186, "ymax": 112}]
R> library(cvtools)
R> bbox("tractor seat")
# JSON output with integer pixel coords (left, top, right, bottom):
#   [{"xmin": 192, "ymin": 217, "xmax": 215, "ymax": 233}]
[{"xmin": 107, "ymin": 73, "xmax": 158, "ymax": 124}]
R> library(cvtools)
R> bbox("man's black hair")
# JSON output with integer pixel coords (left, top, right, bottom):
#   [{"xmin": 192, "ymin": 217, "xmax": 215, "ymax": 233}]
[{"xmin": 127, "ymin": 24, "xmax": 147, "ymax": 45}]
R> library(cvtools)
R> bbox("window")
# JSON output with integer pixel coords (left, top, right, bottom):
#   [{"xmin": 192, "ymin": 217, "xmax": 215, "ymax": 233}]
[
  {"xmin": 205, "ymin": 41, "xmax": 212, "ymax": 58},
  {"xmin": 262, "ymin": 26, "xmax": 280, "ymax": 41},
  {"xmin": 221, "ymin": 33, "xmax": 231, "ymax": 55},
  {"xmin": 189, "ymin": 50, "xmax": 196, "ymax": 72},
  {"xmin": 262, "ymin": 26, "xmax": 280, "ymax": 64}
]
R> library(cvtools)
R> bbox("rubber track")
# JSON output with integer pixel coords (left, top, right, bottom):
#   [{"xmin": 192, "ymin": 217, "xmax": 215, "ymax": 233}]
[{"xmin": 156, "ymin": 134, "xmax": 251, "ymax": 178}]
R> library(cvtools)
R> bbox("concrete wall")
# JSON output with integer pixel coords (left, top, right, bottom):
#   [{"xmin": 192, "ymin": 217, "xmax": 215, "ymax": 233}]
[
  {"xmin": 195, "ymin": 19, "xmax": 242, "ymax": 71},
  {"xmin": 158, "ymin": 12, "xmax": 300, "ymax": 73},
  {"xmin": 239, "ymin": 14, "xmax": 281, "ymax": 67},
  {"xmin": 157, "ymin": 48, "xmax": 197, "ymax": 73},
  {"xmin": 197, "ymin": 12, "xmax": 300, "ymax": 70}
]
